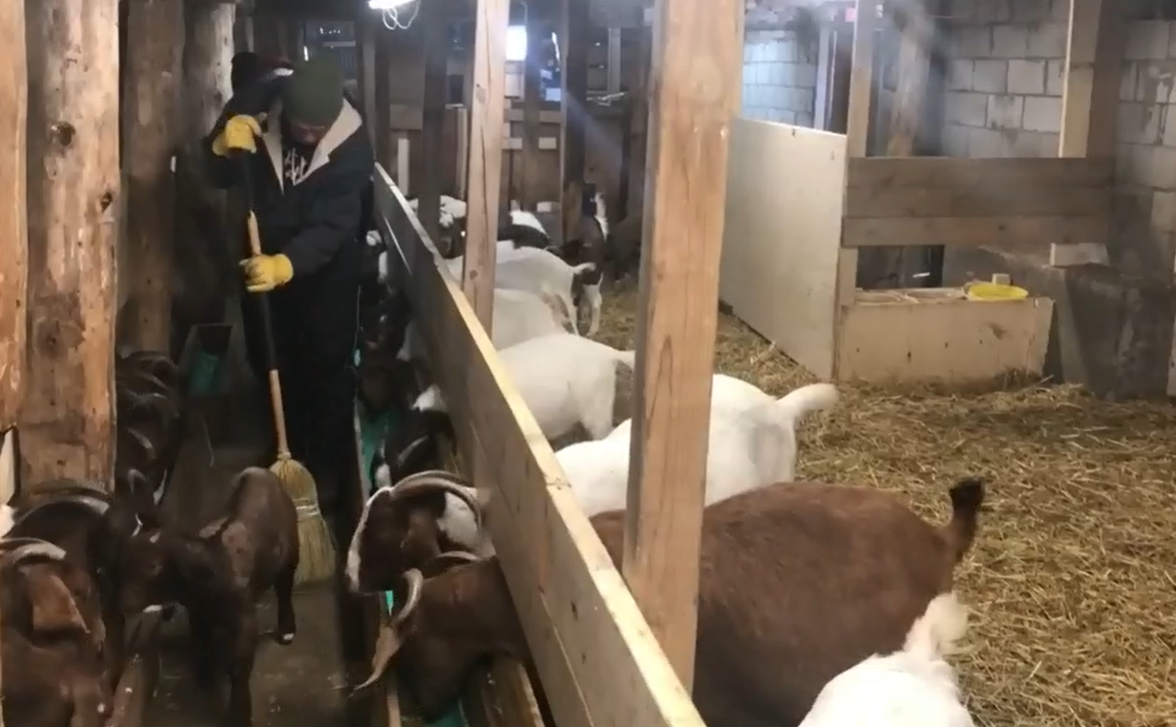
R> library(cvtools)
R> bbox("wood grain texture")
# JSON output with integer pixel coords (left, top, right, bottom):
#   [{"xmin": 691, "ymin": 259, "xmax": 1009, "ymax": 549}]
[
  {"xmin": 123, "ymin": 0, "xmax": 184, "ymax": 352},
  {"xmin": 23, "ymin": 0, "xmax": 120, "ymax": 486},
  {"xmin": 461, "ymin": 0, "xmax": 511, "ymax": 326},
  {"xmin": 622, "ymin": 0, "xmax": 744, "ymax": 690},
  {"xmin": 841, "ymin": 215, "xmax": 1108, "ymax": 248},
  {"xmin": 0, "ymin": 0, "xmax": 27, "ymax": 433}
]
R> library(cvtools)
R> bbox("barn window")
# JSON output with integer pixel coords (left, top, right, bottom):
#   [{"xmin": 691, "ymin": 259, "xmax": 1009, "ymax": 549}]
[{"xmin": 506, "ymin": 25, "xmax": 527, "ymax": 61}]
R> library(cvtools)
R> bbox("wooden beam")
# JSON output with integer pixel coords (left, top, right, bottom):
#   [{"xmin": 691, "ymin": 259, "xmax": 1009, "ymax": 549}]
[
  {"xmin": 23, "ymin": 0, "xmax": 120, "ymax": 487},
  {"xmin": 359, "ymin": 10, "xmax": 377, "ymax": 144},
  {"xmin": 622, "ymin": 0, "xmax": 743, "ymax": 689},
  {"xmin": 418, "ymin": 2, "xmax": 448, "ymax": 242},
  {"xmin": 622, "ymin": 22, "xmax": 650, "ymax": 221},
  {"xmin": 559, "ymin": 0, "xmax": 590, "ymax": 240},
  {"xmin": 845, "ymin": 0, "xmax": 875, "ymax": 159},
  {"xmin": 461, "ymin": 0, "xmax": 511, "ymax": 327},
  {"xmin": 521, "ymin": 13, "xmax": 547, "ymax": 209},
  {"xmin": 858, "ymin": 0, "xmax": 936, "ymax": 289},
  {"xmin": 374, "ymin": 25, "xmax": 393, "ymax": 168},
  {"xmin": 1053, "ymin": 0, "xmax": 1122, "ymax": 268},
  {"xmin": 0, "ymin": 0, "xmax": 27, "ymax": 435},
  {"xmin": 123, "ymin": 0, "xmax": 184, "ymax": 352}
]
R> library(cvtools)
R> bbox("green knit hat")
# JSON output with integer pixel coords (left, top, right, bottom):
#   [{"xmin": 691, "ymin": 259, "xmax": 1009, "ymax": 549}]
[{"xmin": 282, "ymin": 55, "xmax": 344, "ymax": 127}]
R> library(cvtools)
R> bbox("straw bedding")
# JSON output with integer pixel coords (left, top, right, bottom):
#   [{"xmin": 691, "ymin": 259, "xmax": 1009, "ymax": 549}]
[{"xmin": 592, "ymin": 286, "xmax": 1176, "ymax": 727}]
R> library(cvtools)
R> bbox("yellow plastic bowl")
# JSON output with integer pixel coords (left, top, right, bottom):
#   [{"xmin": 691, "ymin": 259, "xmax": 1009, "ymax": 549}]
[{"xmin": 965, "ymin": 282, "xmax": 1029, "ymax": 301}]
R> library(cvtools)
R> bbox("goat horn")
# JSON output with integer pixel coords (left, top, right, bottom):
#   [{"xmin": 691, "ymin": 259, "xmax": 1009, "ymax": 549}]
[
  {"xmin": 385, "ymin": 472, "xmax": 481, "ymax": 530},
  {"xmin": 118, "ymin": 370, "xmax": 173, "ymax": 397},
  {"xmin": 125, "ymin": 390, "xmax": 180, "ymax": 421},
  {"xmin": 0, "ymin": 538, "xmax": 68, "ymax": 565},
  {"xmin": 123, "ymin": 428, "xmax": 157, "ymax": 462},
  {"xmin": 428, "ymin": 551, "xmax": 482, "ymax": 571},
  {"xmin": 350, "ymin": 568, "xmax": 423, "ymax": 695},
  {"xmin": 14, "ymin": 494, "xmax": 112, "ymax": 529},
  {"xmin": 393, "ymin": 568, "xmax": 424, "ymax": 626}
]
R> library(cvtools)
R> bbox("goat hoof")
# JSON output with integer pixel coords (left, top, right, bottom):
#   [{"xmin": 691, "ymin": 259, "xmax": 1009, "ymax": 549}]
[{"xmin": 276, "ymin": 631, "xmax": 295, "ymax": 645}]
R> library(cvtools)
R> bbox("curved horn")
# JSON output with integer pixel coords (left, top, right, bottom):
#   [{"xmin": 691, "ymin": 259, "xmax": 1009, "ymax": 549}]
[
  {"xmin": 13, "ymin": 495, "xmax": 112, "ymax": 529},
  {"xmin": 351, "ymin": 568, "xmax": 425, "ymax": 694},
  {"xmin": 124, "ymin": 390, "xmax": 180, "ymax": 421},
  {"xmin": 0, "ymin": 537, "xmax": 68, "ymax": 565},
  {"xmin": 118, "ymin": 369, "xmax": 173, "ymax": 397},
  {"xmin": 384, "ymin": 472, "xmax": 481, "ymax": 529},
  {"xmin": 428, "ymin": 551, "xmax": 482, "ymax": 571},
  {"xmin": 123, "ymin": 428, "xmax": 158, "ymax": 463}
]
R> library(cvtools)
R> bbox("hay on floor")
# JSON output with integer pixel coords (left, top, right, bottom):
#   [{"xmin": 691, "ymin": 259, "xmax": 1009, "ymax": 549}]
[{"xmin": 593, "ymin": 286, "xmax": 1176, "ymax": 727}]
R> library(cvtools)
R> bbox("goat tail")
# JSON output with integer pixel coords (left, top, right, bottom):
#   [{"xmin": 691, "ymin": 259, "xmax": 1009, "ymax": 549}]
[
  {"xmin": 772, "ymin": 382, "xmax": 839, "ymax": 427},
  {"xmin": 942, "ymin": 477, "xmax": 985, "ymax": 563},
  {"xmin": 903, "ymin": 591, "xmax": 969, "ymax": 661}
]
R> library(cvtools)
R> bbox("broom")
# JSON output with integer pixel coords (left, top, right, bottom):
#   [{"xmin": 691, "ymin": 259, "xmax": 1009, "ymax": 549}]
[{"xmin": 240, "ymin": 154, "xmax": 337, "ymax": 587}]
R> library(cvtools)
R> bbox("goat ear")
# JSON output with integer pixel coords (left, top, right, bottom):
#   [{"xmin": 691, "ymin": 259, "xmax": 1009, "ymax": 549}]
[
  {"xmin": 23, "ymin": 569, "xmax": 89, "ymax": 634},
  {"xmin": 352, "ymin": 620, "xmax": 407, "ymax": 693}
]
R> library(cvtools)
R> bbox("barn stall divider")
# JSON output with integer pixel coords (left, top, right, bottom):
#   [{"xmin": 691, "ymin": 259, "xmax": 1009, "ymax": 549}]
[
  {"xmin": 372, "ymin": 164, "xmax": 708, "ymax": 727},
  {"xmin": 716, "ymin": 119, "xmax": 1115, "ymax": 385}
]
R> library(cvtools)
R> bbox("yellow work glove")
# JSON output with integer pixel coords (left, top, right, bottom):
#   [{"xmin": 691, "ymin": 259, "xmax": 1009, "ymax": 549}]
[
  {"xmin": 211, "ymin": 114, "xmax": 264, "ymax": 157},
  {"xmin": 240, "ymin": 253, "xmax": 294, "ymax": 292}
]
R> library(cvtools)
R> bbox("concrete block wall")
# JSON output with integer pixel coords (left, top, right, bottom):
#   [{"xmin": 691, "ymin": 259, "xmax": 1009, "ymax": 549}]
[
  {"xmin": 939, "ymin": 0, "xmax": 1176, "ymax": 277},
  {"xmin": 741, "ymin": 29, "xmax": 818, "ymax": 127},
  {"xmin": 940, "ymin": 0, "xmax": 1068, "ymax": 160}
]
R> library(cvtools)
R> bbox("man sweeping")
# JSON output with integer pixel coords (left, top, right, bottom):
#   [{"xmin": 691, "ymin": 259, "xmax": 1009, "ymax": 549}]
[{"xmin": 204, "ymin": 55, "xmax": 375, "ymax": 517}]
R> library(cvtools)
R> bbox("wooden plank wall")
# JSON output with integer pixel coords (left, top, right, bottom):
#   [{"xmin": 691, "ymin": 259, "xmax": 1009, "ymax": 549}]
[
  {"xmin": 720, "ymin": 120, "xmax": 847, "ymax": 380},
  {"xmin": 841, "ymin": 157, "xmax": 1113, "ymax": 249},
  {"xmin": 372, "ymin": 166, "xmax": 705, "ymax": 727}
]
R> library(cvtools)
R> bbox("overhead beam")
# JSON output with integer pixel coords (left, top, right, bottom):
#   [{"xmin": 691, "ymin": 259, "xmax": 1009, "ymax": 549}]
[
  {"xmin": 23, "ymin": 0, "xmax": 121, "ymax": 487},
  {"xmin": 622, "ymin": 0, "xmax": 744, "ymax": 689},
  {"xmin": 460, "ymin": 0, "xmax": 511, "ymax": 327}
]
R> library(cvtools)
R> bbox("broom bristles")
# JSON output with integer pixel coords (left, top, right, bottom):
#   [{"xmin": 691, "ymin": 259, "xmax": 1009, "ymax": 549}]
[{"xmin": 270, "ymin": 456, "xmax": 338, "ymax": 586}]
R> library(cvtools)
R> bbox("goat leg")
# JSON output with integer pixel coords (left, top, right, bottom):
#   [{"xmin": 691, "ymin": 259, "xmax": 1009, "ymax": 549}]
[
  {"xmin": 273, "ymin": 564, "xmax": 297, "ymax": 645},
  {"xmin": 188, "ymin": 609, "xmax": 217, "ymax": 690},
  {"xmin": 225, "ymin": 608, "xmax": 258, "ymax": 727}
]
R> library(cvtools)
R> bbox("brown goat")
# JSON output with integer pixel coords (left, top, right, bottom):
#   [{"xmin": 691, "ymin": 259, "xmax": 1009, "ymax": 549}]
[
  {"xmin": 353, "ymin": 478, "xmax": 984, "ymax": 726},
  {"xmin": 0, "ymin": 537, "xmax": 113, "ymax": 727},
  {"xmin": 119, "ymin": 467, "xmax": 299, "ymax": 727},
  {"xmin": 5, "ymin": 481, "xmax": 150, "ymax": 689}
]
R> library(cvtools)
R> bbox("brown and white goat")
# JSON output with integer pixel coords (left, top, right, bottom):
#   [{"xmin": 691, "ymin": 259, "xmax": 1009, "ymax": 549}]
[
  {"xmin": 346, "ymin": 470, "xmax": 483, "ymax": 595},
  {"xmin": 351, "ymin": 478, "xmax": 985, "ymax": 727},
  {"xmin": 0, "ymin": 537, "xmax": 113, "ymax": 727},
  {"xmin": 119, "ymin": 467, "xmax": 299, "ymax": 727}
]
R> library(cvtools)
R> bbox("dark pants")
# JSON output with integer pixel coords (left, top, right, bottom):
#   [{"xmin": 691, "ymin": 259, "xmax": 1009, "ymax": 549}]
[{"xmin": 241, "ymin": 261, "xmax": 360, "ymax": 511}]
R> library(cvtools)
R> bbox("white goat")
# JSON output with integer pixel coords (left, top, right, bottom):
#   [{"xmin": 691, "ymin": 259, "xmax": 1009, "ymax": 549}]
[
  {"xmin": 397, "ymin": 288, "xmax": 567, "ymax": 361},
  {"xmin": 408, "ymin": 195, "xmax": 467, "ymax": 228},
  {"xmin": 443, "ymin": 246, "xmax": 592, "ymax": 335},
  {"xmin": 413, "ymin": 333, "xmax": 635, "ymax": 442},
  {"xmin": 798, "ymin": 592, "xmax": 975, "ymax": 727},
  {"xmin": 558, "ymin": 382, "xmax": 838, "ymax": 518}
]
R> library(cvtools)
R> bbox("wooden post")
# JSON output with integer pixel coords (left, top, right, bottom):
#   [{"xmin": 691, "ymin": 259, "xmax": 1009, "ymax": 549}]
[
  {"xmin": 860, "ymin": 0, "xmax": 935, "ymax": 289},
  {"xmin": 374, "ymin": 24, "xmax": 392, "ymax": 169},
  {"xmin": 559, "ymin": 0, "xmax": 589, "ymax": 240},
  {"xmin": 461, "ymin": 0, "xmax": 511, "ymax": 328},
  {"xmin": 123, "ymin": 0, "xmax": 185, "ymax": 352},
  {"xmin": 360, "ymin": 10, "xmax": 378, "ymax": 144},
  {"xmin": 520, "ymin": 13, "xmax": 546, "ymax": 209},
  {"xmin": 621, "ymin": 0, "xmax": 743, "ymax": 689},
  {"xmin": 622, "ymin": 21, "xmax": 650, "ymax": 221},
  {"xmin": 835, "ymin": 0, "xmax": 875, "ymax": 303},
  {"xmin": 23, "ymin": 0, "xmax": 121, "ymax": 487},
  {"xmin": 0, "ymin": 0, "xmax": 27, "ymax": 439},
  {"xmin": 1052, "ymin": 0, "xmax": 1121, "ymax": 267},
  {"xmin": 418, "ymin": 2, "xmax": 448, "ymax": 242}
]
